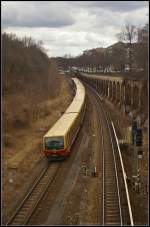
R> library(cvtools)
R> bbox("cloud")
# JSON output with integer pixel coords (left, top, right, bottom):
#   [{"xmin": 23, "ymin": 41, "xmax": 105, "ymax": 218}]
[
  {"xmin": 122, "ymin": 7, "xmax": 149, "ymax": 27},
  {"xmin": 2, "ymin": 1, "xmax": 149, "ymax": 57},
  {"xmin": 3, "ymin": 26, "xmax": 116, "ymax": 57},
  {"xmin": 2, "ymin": 1, "xmax": 75, "ymax": 27},
  {"xmin": 70, "ymin": 1, "xmax": 148, "ymax": 12},
  {"xmin": 2, "ymin": 1, "xmax": 148, "ymax": 28}
]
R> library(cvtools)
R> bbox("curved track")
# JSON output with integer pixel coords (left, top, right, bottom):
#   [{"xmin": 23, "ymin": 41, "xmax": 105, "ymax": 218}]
[
  {"xmin": 6, "ymin": 78, "xmax": 133, "ymax": 226},
  {"xmin": 84, "ymin": 82, "xmax": 133, "ymax": 226}
]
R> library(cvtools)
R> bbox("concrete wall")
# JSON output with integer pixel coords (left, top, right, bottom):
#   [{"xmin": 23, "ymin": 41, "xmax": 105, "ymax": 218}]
[{"xmin": 78, "ymin": 73, "xmax": 145, "ymax": 116}]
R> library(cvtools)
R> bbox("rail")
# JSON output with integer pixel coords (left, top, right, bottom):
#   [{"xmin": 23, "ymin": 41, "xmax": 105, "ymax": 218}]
[
  {"xmin": 111, "ymin": 122, "xmax": 134, "ymax": 226},
  {"xmin": 6, "ymin": 163, "xmax": 60, "ymax": 226},
  {"xmin": 92, "ymin": 86, "xmax": 122, "ymax": 225},
  {"xmin": 82, "ymin": 80, "xmax": 134, "ymax": 225}
]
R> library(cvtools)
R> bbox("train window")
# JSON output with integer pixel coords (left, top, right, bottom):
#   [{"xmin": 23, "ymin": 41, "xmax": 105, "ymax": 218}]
[{"xmin": 44, "ymin": 137, "xmax": 64, "ymax": 150}]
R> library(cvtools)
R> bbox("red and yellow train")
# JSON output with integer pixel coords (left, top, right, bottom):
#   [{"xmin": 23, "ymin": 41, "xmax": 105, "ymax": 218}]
[{"xmin": 43, "ymin": 78, "xmax": 86, "ymax": 161}]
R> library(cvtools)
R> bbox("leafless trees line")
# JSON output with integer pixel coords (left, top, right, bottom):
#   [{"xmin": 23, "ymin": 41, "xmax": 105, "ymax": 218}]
[
  {"xmin": 2, "ymin": 32, "xmax": 59, "ymax": 133},
  {"xmin": 55, "ymin": 23, "xmax": 148, "ymax": 74},
  {"xmin": 117, "ymin": 23, "xmax": 148, "ymax": 72},
  {"xmin": 2, "ymin": 32, "xmax": 58, "ymax": 98}
]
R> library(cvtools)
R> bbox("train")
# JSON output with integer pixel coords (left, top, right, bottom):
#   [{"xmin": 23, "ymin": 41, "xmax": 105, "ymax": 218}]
[{"xmin": 43, "ymin": 78, "xmax": 86, "ymax": 161}]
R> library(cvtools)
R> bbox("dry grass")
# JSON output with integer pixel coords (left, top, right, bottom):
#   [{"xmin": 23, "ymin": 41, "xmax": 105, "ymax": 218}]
[
  {"xmin": 2, "ymin": 72, "xmax": 73, "ymax": 158},
  {"xmin": 2, "ymin": 72, "xmax": 74, "ymax": 224},
  {"xmin": 2, "ymin": 33, "xmax": 75, "ymax": 224}
]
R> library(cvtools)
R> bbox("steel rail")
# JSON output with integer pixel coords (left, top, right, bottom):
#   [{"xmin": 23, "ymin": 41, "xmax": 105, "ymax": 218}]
[
  {"xmin": 98, "ymin": 97, "xmax": 123, "ymax": 226},
  {"xmin": 93, "ymin": 97, "xmax": 105, "ymax": 225},
  {"xmin": 83, "ymin": 79, "xmax": 134, "ymax": 225},
  {"xmin": 111, "ymin": 122, "xmax": 134, "ymax": 226},
  {"xmin": 94, "ymin": 90, "xmax": 122, "ymax": 225},
  {"xmin": 95, "ymin": 85, "xmax": 134, "ymax": 226},
  {"xmin": 6, "ymin": 163, "xmax": 60, "ymax": 226},
  {"xmin": 84, "ymin": 82, "xmax": 123, "ymax": 225},
  {"xmin": 101, "ymin": 126, "xmax": 105, "ymax": 225}
]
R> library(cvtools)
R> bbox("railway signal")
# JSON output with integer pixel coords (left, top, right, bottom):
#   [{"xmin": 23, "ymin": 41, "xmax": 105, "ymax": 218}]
[
  {"xmin": 135, "ymin": 128, "xmax": 143, "ymax": 146},
  {"xmin": 138, "ymin": 149, "xmax": 143, "ymax": 159},
  {"xmin": 132, "ymin": 119, "xmax": 138, "ymax": 130},
  {"xmin": 132, "ymin": 119, "xmax": 138, "ymax": 144},
  {"xmin": 131, "ymin": 120, "xmax": 143, "ymax": 191}
]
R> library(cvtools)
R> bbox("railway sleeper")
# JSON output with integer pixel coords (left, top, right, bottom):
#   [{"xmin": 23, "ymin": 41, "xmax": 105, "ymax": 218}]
[
  {"xmin": 105, "ymin": 190, "xmax": 118, "ymax": 193},
  {"xmin": 106, "ymin": 216, "xmax": 120, "ymax": 220},
  {"xmin": 105, "ymin": 200, "xmax": 119, "ymax": 204},
  {"xmin": 105, "ymin": 204, "xmax": 120, "ymax": 208},
  {"xmin": 106, "ymin": 211, "xmax": 120, "ymax": 214}
]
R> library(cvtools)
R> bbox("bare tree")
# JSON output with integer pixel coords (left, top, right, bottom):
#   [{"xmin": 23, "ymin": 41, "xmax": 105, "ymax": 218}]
[
  {"xmin": 117, "ymin": 23, "xmax": 137, "ymax": 72},
  {"xmin": 110, "ymin": 43, "xmax": 126, "ymax": 72},
  {"xmin": 136, "ymin": 23, "xmax": 148, "ymax": 72}
]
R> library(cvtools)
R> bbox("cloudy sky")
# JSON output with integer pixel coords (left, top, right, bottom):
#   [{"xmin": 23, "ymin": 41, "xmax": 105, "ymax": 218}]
[{"xmin": 2, "ymin": 1, "xmax": 149, "ymax": 57}]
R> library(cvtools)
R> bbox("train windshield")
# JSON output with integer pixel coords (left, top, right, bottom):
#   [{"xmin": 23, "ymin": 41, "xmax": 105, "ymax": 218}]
[{"xmin": 44, "ymin": 137, "xmax": 64, "ymax": 150}]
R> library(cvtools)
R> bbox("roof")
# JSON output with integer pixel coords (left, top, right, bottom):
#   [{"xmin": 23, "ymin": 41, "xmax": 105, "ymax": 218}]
[
  {"xmin": 107, "ymin": 41, "xmax": 125, "ymax": 49},
  {"xmin": 44, "ymin": 113, "xmax": 78, "ymax": 138},
  {"xmin": 65, "ymin": 100, "xmax": 84, "ymax": 113},
  {"xmin": 75, "ymin": 88, "xmax": 85, "ymax": 100},
  {"xmin": 44, "ymin": 78, "xmax": 85, "ymax": 138},
  {"xmin": 72, "ymin": 78, "xmax": 85, "ymax": 101},
  {"xmin": 81, "ymin": 73, "xmax": 124, "ymax": 82}
]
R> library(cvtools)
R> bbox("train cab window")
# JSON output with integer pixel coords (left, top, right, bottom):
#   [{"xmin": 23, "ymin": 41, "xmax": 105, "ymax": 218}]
[{"xmin": 44, "ymin": 137, "xmax": 64, "ymax": 150}]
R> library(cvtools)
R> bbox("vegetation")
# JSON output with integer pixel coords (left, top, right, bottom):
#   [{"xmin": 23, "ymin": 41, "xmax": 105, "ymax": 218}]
[
  {"xmin": 54, "ymin": 23, "xmax": 148, "ymax": 75},
  {"xmin": 2, "ymin": 33, "xmax": 57, "ymax": 96},
  {"xmin": 2, "ymin": 32, "xmax": 58, "ymax": 135},
  {"xmin": 136, "ymin": 23, "xmax": 148, "ymax": 71},
  {"xmin": 117, "ymin": 23, "xmax": 148, "ymax": 73}
]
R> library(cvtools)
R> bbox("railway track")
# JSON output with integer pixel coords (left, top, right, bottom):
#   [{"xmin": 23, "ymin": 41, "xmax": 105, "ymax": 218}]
[
  {"xmin": 6, "ymin": 163, "xmax": 61, "ymax": 226},
  {"xmin": 6, "ymin": 78, "xmax": 133, "ymax": 226},
  {"xmin": 84, "ymin": 82, "xmax": 133, "ymax": 226},
  {"xmin": 99, "ymin": 100, "xmax": 122, "ymax": 225}
]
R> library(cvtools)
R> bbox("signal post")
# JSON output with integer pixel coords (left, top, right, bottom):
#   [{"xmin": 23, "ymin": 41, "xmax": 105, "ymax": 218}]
[{"xmin": 131, "ymin": 119, "xmax": 143, "ymax": 191}]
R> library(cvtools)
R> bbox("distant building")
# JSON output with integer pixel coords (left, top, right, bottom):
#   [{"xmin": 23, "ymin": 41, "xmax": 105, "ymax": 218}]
[
  {"xmin": 83, "ymin": 47, "xmax": 105, "ymax": 56},
  {"xmin": 82, "ymin": 41, "xmax": 144, "ymax": 72},
  {"xmin": 107, "ymin": 41, "xmax": 126, "ymax": 52},
  {"xmin": 83, "ymin": 50, "xmax": 93, "ymax": 56}
]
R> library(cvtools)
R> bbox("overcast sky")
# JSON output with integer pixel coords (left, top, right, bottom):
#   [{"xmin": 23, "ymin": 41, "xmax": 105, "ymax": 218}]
[{"xmin": 2, "ymin": 1, "xmax": 149, "ymax": 57}]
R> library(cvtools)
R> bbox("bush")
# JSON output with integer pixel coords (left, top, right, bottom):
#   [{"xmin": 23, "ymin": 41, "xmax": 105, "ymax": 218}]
[
  {"xmin": 12, "ymin": 119, "xmax": 30, "ymax": 129},
  {"xmin": 2, "ymin": 32, "xmax": 59, "ymax": 134}
]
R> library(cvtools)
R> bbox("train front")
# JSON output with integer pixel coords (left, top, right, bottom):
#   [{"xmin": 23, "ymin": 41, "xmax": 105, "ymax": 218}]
[{"xmin": 43, "ymin": 136, "xmax": 68, "ymax": 161}]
